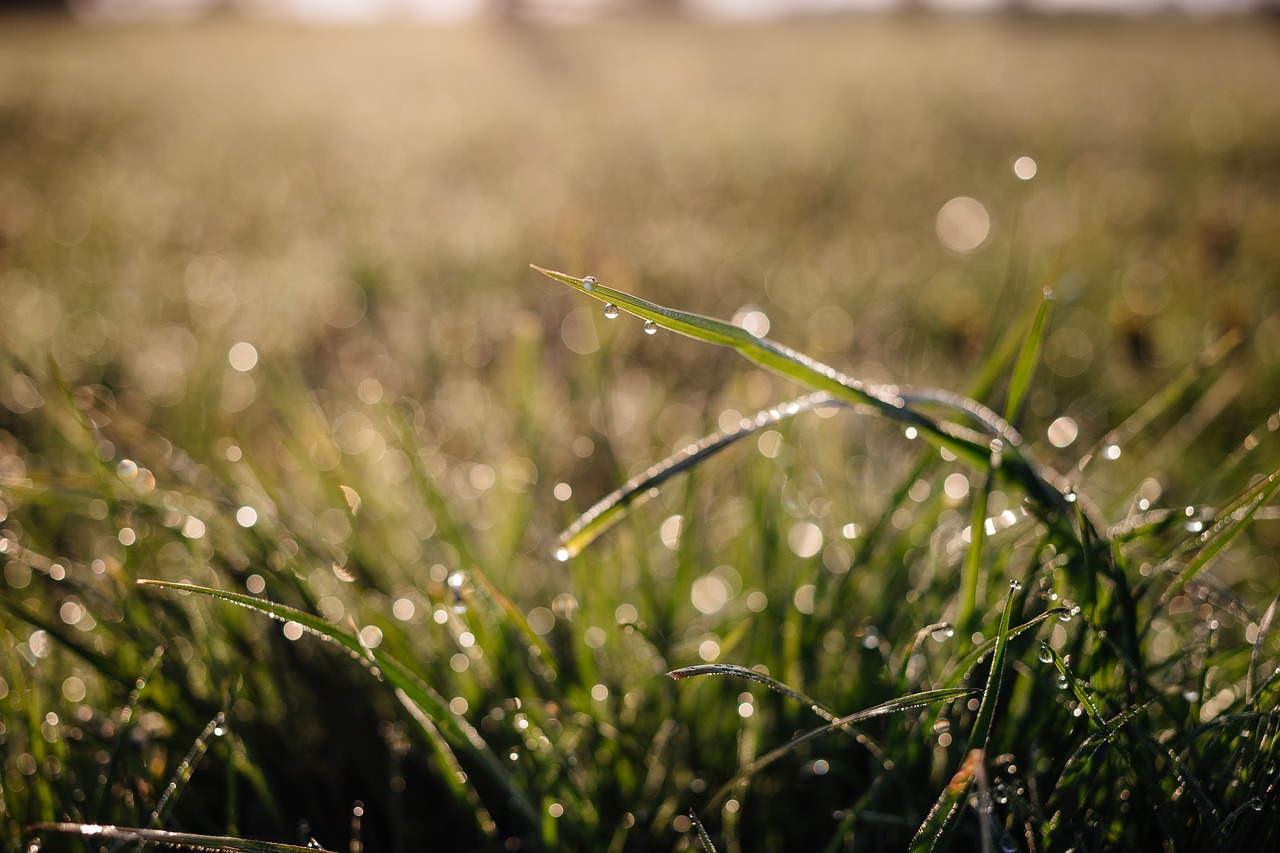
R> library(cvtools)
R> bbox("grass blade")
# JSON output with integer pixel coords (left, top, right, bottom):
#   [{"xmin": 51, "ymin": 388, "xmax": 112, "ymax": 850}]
[
  {"xmin": 28, "ymin": 823, "xmax": 332, "ymax": 853},
  {"xmin": 1003, "ymin": 287, "xmax": 1053, "ymax": 425},
  {"xmin": 148, "ymin": 711, "xmax": 227, "ymax": 833},
  {"xmin": 667, "ymin": 663, "xmax": 838, "ymax": 722},
  {"xmin": 554, "ymin": 392, "xmax": 840, "ymax": 559},
  {"xmin": 136, "ymin": 580, "xmax": 536, "ymax": 833},
  {"xmin": 689, "ymin": 810, "xmax": 718, "ymax": 853},
  {"xmin": 1157, "ymin": 469, "xmax": 1280, "ymax": 607},
  {"xmin": 531, "ymin": 265, "xmax": 1072, "ymax": 514},
  {"xmin": 706, "ymin": 688, "xmax": 976, "ymax": 809},
  {"xmin": 910, "ymin": 582, "xmax": 1020, "ymax": 853}
]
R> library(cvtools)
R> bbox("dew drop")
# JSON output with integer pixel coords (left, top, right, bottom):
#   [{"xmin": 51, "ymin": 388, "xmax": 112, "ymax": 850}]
[
  {"xmin": 553, "ymin": 547, "xmax": 570, "ymax": 563},
  {"xmin": 1251, "ymin": 797, "xmax": 1264, "ymax": 811},
  {"xmin": 643, "ymin": 320, "xmax": 658, "ymax": 335},
  {"xmin": 1056, "ymin": 674, "xmax": 1069, "ymax": 690},
  {"xmin": 582, "ymin": 276, "xmax": 597, "ymax": 292},
  {"xmin": 1059, "ymin": 607, "xmax": 1076, "ymax": 623},
  {"xmin": 1009, "ymin": 580, "xmax": 1022, "ymax": 591},
  {"xmin": 603, "ymin": 304, "xmax": 620, "ymax": 320},
  {"xmin": 1038, "ymin": 644, "xmax": 1053, "ymax": 664}
]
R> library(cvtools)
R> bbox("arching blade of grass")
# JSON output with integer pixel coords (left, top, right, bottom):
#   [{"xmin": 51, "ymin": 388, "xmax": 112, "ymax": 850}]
[
  {"xmin": 667, "ymin": 663, "xmax": 838, "ymax": 722},
  {"xmin": 1156, "ymin": 469, "xmax": 1280, "ymax": 607},
  {"xmin": 531, "ymin": 266, "xmax": 1071, "ymax": 515},
  {"xmin": 135, "ymin": 580, "xmax": 537, "ymax": 834},
  {"xmin": 554, "ymin": 392, "xmax": 839, "ymax": 559},
  {"xmin": 28, "ymin": 823, "xmax": 334, "ymax": 853},
  {"xmin": 704, "ymin": 687, "xmax": 976, "ymax": 810},
  {"xmin": 910, "ymin": 582, "xmax": 1019, "ymax": 853}
]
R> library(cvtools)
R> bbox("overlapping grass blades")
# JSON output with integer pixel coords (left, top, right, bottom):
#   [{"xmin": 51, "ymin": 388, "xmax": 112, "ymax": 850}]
[
  {"xmin": 531, "ymin": 265, "xmax": 1074, "ymax": 522},
  {"xmin": 909, "ymin": 582, "xmax": 1020, "ymax": 853},
  {"xmin": 553, "ymin": 391, "xmax": 840, "ymax": 559},
  {"xmin": 135, "ymin": 580, "xmax": 537, "ymax": 837}
]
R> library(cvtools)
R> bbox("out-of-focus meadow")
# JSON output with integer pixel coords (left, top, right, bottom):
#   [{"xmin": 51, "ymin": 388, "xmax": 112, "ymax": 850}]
[{"xmin": 2, "ymin": 15, "xmax": 1280, "ymax": 852}]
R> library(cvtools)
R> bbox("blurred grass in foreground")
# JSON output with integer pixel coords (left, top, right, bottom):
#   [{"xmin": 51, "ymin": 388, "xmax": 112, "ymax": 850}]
[{"xmin": 1, "ymin": 15, "xmax": 1279, "ymax": 852}]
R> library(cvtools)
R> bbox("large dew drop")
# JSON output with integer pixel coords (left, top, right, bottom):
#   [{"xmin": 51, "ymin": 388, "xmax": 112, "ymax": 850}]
[
  {"xmin": 643, "ymin": 320, "xmax": 658, "ymax": 335},
  {"xmin": 603, "ymin": 304, "xmax": 620, "ymax": 320}
]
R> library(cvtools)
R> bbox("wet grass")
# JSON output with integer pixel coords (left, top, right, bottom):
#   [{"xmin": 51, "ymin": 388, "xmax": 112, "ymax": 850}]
[{"xmin": 2, "ymin": 14, "xmax": 1280, "ymax": 852}]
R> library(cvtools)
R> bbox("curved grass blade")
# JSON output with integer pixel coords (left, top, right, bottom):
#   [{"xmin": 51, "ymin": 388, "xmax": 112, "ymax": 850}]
[
  {"xmin": 531, "ymin": 266, "xmax": 1071, "ymax": 514},
  {"xmin": 554, "ymin": 392, "xmax": 840, "ymax": 560},
  {"xmin": 910, "ymin": 582, "xmax": 1019, "ymax": 853},
  {"xmin": 705, "ymin": 687, "xmax": 975, "ymax": 809},
  {"xmin": 667, "ymin": 663, "xmax": 838, "ymax": 722},
  {"xmin": 28, "ymin": 823, "xmax": 332, "ymax": 853},
  {"xmin": 136, "ymin": 580, "xmax": 536, "ymax": 833}
]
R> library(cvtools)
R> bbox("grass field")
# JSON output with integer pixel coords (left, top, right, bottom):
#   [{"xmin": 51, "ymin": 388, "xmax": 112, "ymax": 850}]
[{"xmin": 2, "ymin": 15, "xmax": 1280, "ymax": 852}]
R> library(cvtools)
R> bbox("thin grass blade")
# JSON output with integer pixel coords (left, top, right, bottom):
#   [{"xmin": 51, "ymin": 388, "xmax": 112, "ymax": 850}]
[
  {"xmin": 706, "ymin": 688, "xmax": 975, "ymax": 809},
  {"xmin": 689, "ymin": 810, "xmax": 718, "ymax": 853},
  {"xmin": 667, "ymin": 663, "xmax": 837, "ymax": 722},
  {"xmin": 554, "ymin": 392, "xmax": 839, "ymax": 559},
  {"xmin": 531, "ymin": 265, "xmax": 1070, "ymax": 509},
  {"xmin": 1157, "ymin": 470, "xmax": 1280, "ymax": 607},
  {"xmin": 136, "ymin": 580, "xmax": 536, "ymax": 831},
  {"xmin": 28, "ymin": 823, "xmax": 333, "ymax": 853},
  {"xmin": 1004, "ymin": 288, "xmax": 1053, "ymax": 425},
  {"xmin": 910, "ymin": 582, "xmax": 1020, "ymax": 852}
]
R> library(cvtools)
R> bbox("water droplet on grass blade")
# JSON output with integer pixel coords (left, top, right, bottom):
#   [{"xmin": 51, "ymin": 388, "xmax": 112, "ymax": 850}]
[
  {"xmin": 582, "ymin": 276, "xmax": 597, "ymax": 291},
  {"xmin": 1009, "ymin": 579, "xmax": 1022, "ymax": 591},
  {"xmin": 553, "ymin": 547, "xmax": 570, "ymax": 562},
  {"xmin": 643, "ymin": 320, "xmax": 658, "ymax": 335},
  {"xmin": 603, "ymin": 304, "xmax": 620, "ymax": 319},
  {"xmin": 1038, "ymin": 644, "xmax": 1053, "ymax": 664}
]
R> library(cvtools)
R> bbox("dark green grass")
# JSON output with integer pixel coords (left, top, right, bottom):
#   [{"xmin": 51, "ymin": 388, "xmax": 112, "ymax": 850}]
[{"xmin": 2, "ymin": 15, "xmax": 1279, "ymax": 853}]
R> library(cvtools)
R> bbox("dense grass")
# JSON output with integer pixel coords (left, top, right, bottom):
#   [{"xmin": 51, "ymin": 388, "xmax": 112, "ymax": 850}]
[{"xmin": 2, "ymin": 15, "xmax": 1279, "ymax": 852}]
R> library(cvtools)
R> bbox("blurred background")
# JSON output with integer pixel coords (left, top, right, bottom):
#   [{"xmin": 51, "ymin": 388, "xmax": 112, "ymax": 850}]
[{"xmin": 2, "ymin": 2, "xmax": 1279, "ymax": 850}]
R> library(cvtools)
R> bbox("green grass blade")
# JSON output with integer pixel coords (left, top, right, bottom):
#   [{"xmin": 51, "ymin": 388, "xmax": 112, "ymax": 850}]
[
  {"xmin": 1003, "ymin": 288, "xmax": 1053, "ymax": 425},
  {"xmin": 136, "ymin": 580, "xmax": 537, "ymax": 832},
  {"xmin": 534, "ymin": 266, "xmax": 1085, "ymax": 529},
  {"xmin": 1076, "ymin": 329, "xmax": 1240, "ymax": 474},
  {"xmin": 1157, "ymin": 469, "xmax": 1280, "ymax": 607},
  {"xmin": 554, "ymin": 392, "xmax": 839, "ymax": 559},
  {"xmin": 1247, "ymin": 597, "xmax": 1278, "ymax": 702},
  {"xmin": 667, "ymin": 663, "xmax": 838, "ymax": 722},
  {"xmin": 147, "ymin": 711, "xmax": 227, "ymax": 833},
  {"xmin": 689, "ymin": 810, "xmax": 718, "ymax": 853},
  {"xmin": 28, "ymin": 823, "xmax": 333, "ymax": 853},
  {"xmin": 910, "ymin": 582, "xmax": 1020, "ymax": 853},
  {"xmin": 706, "ymin": 688, "xmax": 975, "ymax": 809}
]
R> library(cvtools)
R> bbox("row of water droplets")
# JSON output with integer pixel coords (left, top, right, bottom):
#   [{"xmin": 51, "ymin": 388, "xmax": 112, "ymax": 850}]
[{"xmin": 582, "ymin": 276, "xmax": 657, "ymax": 335}]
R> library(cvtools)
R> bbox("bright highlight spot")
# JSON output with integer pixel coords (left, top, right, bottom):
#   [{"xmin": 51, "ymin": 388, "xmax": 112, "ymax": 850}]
[
  {"xmin": 1047, "ymin": 416, "xmax": 1079, "ymax": 448},
  {"xmin": 1013, "ymin": 156, "xmax": 1038, "ymax": 180},
  {"xmin": 936, "ymin": 196, "xmax": 991, "ymax": 254},
  {"xmin": 228, "ymin": 341, "xmax": 258, "ymax": 372}
]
